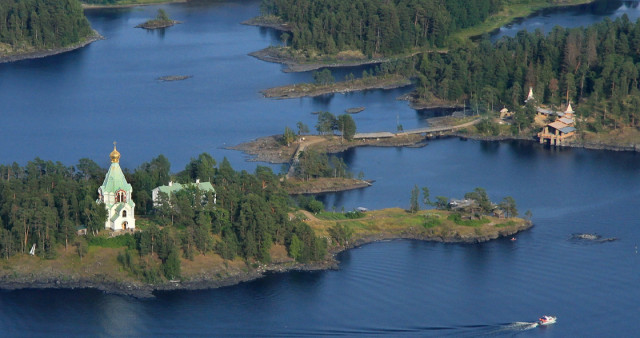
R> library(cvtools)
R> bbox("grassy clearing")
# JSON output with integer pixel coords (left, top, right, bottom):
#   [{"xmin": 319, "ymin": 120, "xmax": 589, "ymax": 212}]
[
  {"xmin": 88, "ymin": 234, "xmax": 136, "ymax": 248},
  {"xmin": 447, "ymin": 213, "xmax": 491, "ymax": 227},
  {"xmin": 305, "ymin": 207, "xmax": 529, "ymax": 243},
  {"xmin": 423, "ymin": 214, "xmax": 442, "ymax": 228},
  {"xmin": 495, "ymin": 220, "xmax": 518, "ymax": 227},
  {"xmin": 317, "ymin": 211, "xmax": 366, "ymax": 220}
]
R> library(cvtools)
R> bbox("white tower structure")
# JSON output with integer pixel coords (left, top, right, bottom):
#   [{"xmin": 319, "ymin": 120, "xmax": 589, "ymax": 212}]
[{"xmin": 97, "ymin": 143, "xmax": 136, "ymax": 231}]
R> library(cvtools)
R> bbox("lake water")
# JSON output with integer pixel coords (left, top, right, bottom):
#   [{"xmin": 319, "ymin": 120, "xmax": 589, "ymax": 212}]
[
  {"xmin": 0, "ymin": 0, "xmax": 418, "ymax": 171},
  {"xmin": 1, "ymin": 0, "xmax": 639, "ymax": 336},
  {"xmin": 492, "ymin": 0, "xmax": 640, "ymax": 41}
]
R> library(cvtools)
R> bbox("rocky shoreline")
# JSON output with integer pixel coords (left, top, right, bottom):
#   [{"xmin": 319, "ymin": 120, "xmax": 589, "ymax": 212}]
[
  {"xmin": 241, "ymin": 17, "xmax": 292, "ymax": 32},
  {"xmin": 0, "ymin": 220, "xmax": 530, "ymax": 298},
  {"xmin": 261, "ymin": 75, "xmax": 412, "ymax": 99},
  {"xmin": 285, "ymin": 178, "xmax": 373, "ymax": 195},
  {"xmin": 136, "ymin": 20, "xmax": 181, "ymax": 30},
  {"xmin": 454, "ymin": 133, "xmax": 640, "ymax": 153},
  {"xmin": 230, "ymin": 134, "xmax": 428, "ymax": 165},
  {"xmin": 249, "ymin": 46, "xmax": 410, "ymax": 73},
  {"xmin": 0, "ymin": 31, "xmax": 104, "ymax": 64}
]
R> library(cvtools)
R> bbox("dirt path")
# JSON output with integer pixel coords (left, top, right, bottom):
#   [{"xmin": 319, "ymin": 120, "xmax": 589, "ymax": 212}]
[{"xmin": 286, "ymin": 136, "xmax": 326, "ymax": 178}]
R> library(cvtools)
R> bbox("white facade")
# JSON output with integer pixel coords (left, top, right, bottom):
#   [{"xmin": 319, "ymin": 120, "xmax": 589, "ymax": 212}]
[
  {"xmin": 98, "ymin": 144, "xmax": 136, "ymax": 231},
  {"xmin": 98, "ymin": 185, "xmax": 136, "ymax": 231}
]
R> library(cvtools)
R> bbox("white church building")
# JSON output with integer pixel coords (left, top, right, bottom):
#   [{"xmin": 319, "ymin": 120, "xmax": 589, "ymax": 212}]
[{"xmin": 97, "ymin": 143, "xmax": 136, "ymax": 231}]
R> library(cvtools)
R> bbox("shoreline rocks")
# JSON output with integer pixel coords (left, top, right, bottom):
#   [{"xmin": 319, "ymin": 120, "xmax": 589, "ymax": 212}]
[
  {"xmin": 0, "ymin": 31, "xmax": 104, "ymax": 64},
  {"xmin": 0, "ymin": 222, "xmax": 530, "ymax": 298}
]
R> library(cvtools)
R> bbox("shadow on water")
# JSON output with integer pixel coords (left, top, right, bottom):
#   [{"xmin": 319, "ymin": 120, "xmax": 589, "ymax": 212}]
[
  {"xmin": 146, "ymin": 27, "xmax": 166, "ymax": 39},
  {"xmin": 591, "ymin": 0, "xmax": 632, "ymax": 14},
  {"xmin": 311, "ymin": 93, "xmax": 335, "ymax": 105},
  {"xmin": 506, "ymin": 140, "xmax": 538, "ymax": 159},
  {"xmin": 415, "ymin": 107, "xmax": 458, "ymax": 119},
  {"xmin": 479, "ymin": 140, "xmax": 500, "ymax": 155},
  {"xmin": 258, "ymin": 26, "xmax": 282, "ymax": 43},
  {"xmin": 337, "ymin": 147, "xmax": 357, "ymax": 165}
]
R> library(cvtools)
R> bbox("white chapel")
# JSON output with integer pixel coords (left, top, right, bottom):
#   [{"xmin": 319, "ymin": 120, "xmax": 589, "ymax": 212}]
[{"xmin": 97, "ymin": 143, "xmax": 136, "ymax": 231}]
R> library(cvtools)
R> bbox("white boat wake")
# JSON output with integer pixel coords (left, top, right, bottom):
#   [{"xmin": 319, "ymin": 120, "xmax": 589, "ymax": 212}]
[
  {"xmin": 481, "ymin": 321, "xmax": 539, "ymax": 335},
  {"xmin": 505, "ymin": 321, "xmax": 539, "ymax": 330}
]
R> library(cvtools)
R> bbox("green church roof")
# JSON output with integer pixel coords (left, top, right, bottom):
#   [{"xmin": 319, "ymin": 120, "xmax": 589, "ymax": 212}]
[
  {"xmin": 101, "ymin": 162, "xmax": 132, "ymax": 193},
  {"xmin": 155, "ymin": 181, "xmax": 215, "ymax": 195}
]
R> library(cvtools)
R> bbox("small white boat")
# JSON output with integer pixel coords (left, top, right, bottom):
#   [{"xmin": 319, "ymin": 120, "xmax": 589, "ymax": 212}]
[{"xmin": 538, "ymin": 315, "xmax": 557, "ymax": 325}]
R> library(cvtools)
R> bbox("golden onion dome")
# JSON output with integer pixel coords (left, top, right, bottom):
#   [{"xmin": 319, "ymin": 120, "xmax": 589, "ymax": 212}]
[{"xmin": 110, "ymin": 142, "xmax": 121, "ymax": 163}]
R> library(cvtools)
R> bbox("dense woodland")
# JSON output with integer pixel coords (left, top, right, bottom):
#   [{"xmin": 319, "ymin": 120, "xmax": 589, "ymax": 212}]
[
  {"xmin": 413, "ymin": 15, "xmax": 640, "ymax": 132},
  {"xmin": 260, "ymin": 0, "xmax": 503, "ymax": 55},
  {"xmin": 0, "ymin": 0, "xmax": 93, "ymax": 51},
  {"xmin": 0, "ymin": 155, "xmax": 327, "ymax": 281},
  {"xmin": 260, "ymin": 0, "xmax": 639, "ymax": 133}
]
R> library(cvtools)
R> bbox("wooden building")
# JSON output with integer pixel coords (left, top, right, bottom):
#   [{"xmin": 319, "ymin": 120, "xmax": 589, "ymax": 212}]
[{"xmin": 537, "ymin": 103, "xmax": 576, "ymax": 146}]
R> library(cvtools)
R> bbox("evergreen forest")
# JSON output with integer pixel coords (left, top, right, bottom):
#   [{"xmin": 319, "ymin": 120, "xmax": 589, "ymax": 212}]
[
  {"xmin": 260, "ymin": 0, "xmax": 503, "ymax": 55},
  {"xmin": 0, "ymin": 0, "xmax": 93, "ymax": 51},
  {"xmin": 412, "ymin": 15, "xmax": 640, "ymax": 132},
  {"xmin": 0, "ymin": 154, "xmax": 327, "ymax": 281}
]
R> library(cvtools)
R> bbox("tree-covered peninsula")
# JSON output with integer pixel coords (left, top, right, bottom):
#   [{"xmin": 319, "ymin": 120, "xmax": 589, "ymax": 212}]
[
  {"xmin": 253, "ymin": 0, "xmax": 594, "ymax": 60},
  {"xmin": 0, "ymin": 0, "xmax": 98, "ymax": 60},
  {"xmin": 0, "ymin": 153, "xmax": 529, "ymax": 296},
  {"xmin": 259, "ymin": 0, "xmax": 504, "ymax": 55}
]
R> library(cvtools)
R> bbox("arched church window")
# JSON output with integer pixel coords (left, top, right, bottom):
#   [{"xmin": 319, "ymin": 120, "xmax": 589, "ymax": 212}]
[
  {"xmin": 122, "ymin": 210, "xmax": 127, "ymax": 218},
  {"xmin": 116, "ymin": 190, "xmax": 127, "ymax": 203}
]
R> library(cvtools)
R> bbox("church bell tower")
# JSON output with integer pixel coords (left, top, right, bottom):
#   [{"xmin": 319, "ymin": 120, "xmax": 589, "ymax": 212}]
[{"xmin": 97, "ymin": 142, "xmax": 136, "ymax": 231}]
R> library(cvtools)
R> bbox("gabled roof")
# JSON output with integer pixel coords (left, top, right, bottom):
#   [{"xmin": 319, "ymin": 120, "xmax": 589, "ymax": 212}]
[
  {"xmin": 559, "ymin": 126, "xmax": 576, "ymax": 134},
  {"xmin": 548, "ymin": 121, "xmax": 569, "ymax": 130},
  {"xmin": 154, "ymin": 181, "xmax": 215, "ymax": 195},
  {"xmin": 559, "ymin": 118, "xmax": 574, "ymax": 125},
  {"xmin": 101, "ymin": 162, "xmax": 132, "ymax": 193},
  {"xmin": 536, "ymin": 107, "xmax": 554, "ymax": 115}
]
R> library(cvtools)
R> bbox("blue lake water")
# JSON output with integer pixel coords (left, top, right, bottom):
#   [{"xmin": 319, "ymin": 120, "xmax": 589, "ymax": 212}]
[
  {"xmin": 0, "ymin": 0, "xmax": 418, "ymax": 171},
  {"xmin": 1, "ymin": 0, "xmax": 639, "ymax": 336},
  {"xmin": 492, "ymin": 0, "xmax": 640, "ymax": 41}
]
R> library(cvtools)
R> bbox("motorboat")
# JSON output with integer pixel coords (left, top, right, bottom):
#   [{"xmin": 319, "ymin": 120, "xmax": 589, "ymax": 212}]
[{"xmin": 538, "ymin": 315, "xmax": 556, "ymax": 325}]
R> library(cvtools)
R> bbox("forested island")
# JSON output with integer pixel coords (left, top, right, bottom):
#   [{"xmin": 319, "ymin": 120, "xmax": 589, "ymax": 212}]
[
  {"xmin": 0, "ymin": 154, "xmax": 529, "ymax": 297},
  {"xmin": 0, "ymin": 0, "xmax": 101, "ymax": 62},
  {"xmin": 249, "ymin": 0, "xmax": 593, "ymax": 66},
  {"xmin": 136, "ymin": 9, "xmax": 179, "ymax": 29}
]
